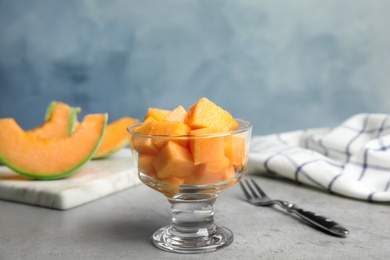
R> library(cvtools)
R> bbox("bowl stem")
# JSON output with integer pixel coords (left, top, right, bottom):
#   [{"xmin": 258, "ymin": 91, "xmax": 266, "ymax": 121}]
[{"xmin": 151, "ymin": 193, "xmax": 233, "ymax": 254}]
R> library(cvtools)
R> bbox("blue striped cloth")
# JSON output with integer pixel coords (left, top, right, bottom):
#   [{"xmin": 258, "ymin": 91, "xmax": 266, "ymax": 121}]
[{"xmin": 247, "ymin": 114, "xmax": 390, "ymax": 202}]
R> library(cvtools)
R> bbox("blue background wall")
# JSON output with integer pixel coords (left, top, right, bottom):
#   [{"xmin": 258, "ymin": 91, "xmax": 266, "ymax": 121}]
[{"xmin": 1, "ymin": 0, "xmax": 389, "ymax": 135}]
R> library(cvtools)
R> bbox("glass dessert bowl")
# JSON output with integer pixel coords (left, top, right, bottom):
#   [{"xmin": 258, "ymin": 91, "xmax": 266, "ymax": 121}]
[{"xmin": 127, "ymin": 119, "xmax": 252, "ymax": 254}]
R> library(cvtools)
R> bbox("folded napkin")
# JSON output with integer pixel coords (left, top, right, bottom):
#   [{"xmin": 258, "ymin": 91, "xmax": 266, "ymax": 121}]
[{"xmin": 247, "ymin": 113, "xmax": 390, "ymax": 202}]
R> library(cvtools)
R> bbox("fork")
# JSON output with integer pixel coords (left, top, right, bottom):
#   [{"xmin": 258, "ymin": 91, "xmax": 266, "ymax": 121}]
[{"xmin": 240, "ymin": 179, "xmax": 349, "ymax": 238}]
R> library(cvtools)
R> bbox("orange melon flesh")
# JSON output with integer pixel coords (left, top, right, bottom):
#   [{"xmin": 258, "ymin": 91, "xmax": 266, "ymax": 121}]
[
  {"xmin": 132, "ymin": 117, "xmax": 155, "ymax": 134},
  {"xmin": 148, "ymin": 173, "xmax": 185, "ymax": 196},
  {"xmin": 27, "ymin": 101, "xmax": 80, "ymax": 138},
  {"xmin": 223, "ymin": 164, "xmax": 235, "ymax": 180},
  {"xmin": 153, "ymin": 141, "xmax": 197, "ymax": 179},
  {"xmin": 0, "ymin": 114, "xmax": 107, "ymax": 179},
  {"xmin": 185, "ymin": 156, "xmax": 230, "ymax": 184},
  {"xmin": 159, "ymin": 175, "xmax": 185, "ymax": 186},
  {"xmin": 135, "ymin": 120, "xmax": 190, "ymax": 136},
  {"xmin": 128, "ymin": 118, "xmax": 158, "ymax": 154},
  {"xmin": 144, "ymin": 172, "xmax": 185, "ymax": 186},
  {"xmin": 138, "ymin": 153, "xmax": 156, "ymax": 175},
  {"xmin": 144, "ymin": 108, "xmax": 171, "ymax": 122},
  {"xmin": 134, "ymin": 120, "xmax": 190, "ymax": 148},
  {"xmin": 164, "ymin": 105, "xmax": 187, "ymax": 122},
  {"xmin": 93, "ymin": 116, "xmax": 138, "ymax": 159},
  {"xmin": 151, "ymin": 121, "xmax": 190, "ymax": 148},
  {"xmin": 184, "ymin": 97, "xmax": 238, "ymax": 131},
  {"xmin": 130, "ymin": 136, "xmax": 159, "ymax": 154},
  {"xmin": 189, "ymin": 127, "xmax": 225, "ymax": 165},
  {"xmin": 224, "ymin": 135, "xmax": 246, "ymax": 166}
]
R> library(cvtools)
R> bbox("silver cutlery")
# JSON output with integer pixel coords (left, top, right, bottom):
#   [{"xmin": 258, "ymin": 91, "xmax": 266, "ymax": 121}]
[{"xmin": 239, "ymin": 179, "xmax": 349, "ymax": 237}]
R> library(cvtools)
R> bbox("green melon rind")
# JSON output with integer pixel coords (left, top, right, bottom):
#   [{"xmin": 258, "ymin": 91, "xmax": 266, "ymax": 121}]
[
  {"xmin": 92, "ymin": 138, "xmax": 129, "ymax": 159},
  {"xmin": 44, "ymin": 101, "xmax": 81, "ymax": 135},
  {"xmin": 0, "ymin": 114, "xmax": 108, "ymax": 180},
  {"xmin": 43, "ymin": 101, "xmax": 56, "ymax": 120}
]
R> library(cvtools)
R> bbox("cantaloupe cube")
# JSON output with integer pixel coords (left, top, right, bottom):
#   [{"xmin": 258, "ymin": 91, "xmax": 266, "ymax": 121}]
[
  {"xmin": 133, "ymin": 119, "xmax": 190, "ymax": 148},
  {"xmin": 164, "ymin": 105, "xmax": 187, "ymax": 123},
  {"xmin": 129, "ymin": 117, "xmax": 160, "ymax": 153},
  {"xmin": 189, "ymin": 127, "xmax": 225, "ymax": 165},
  {"xmin": 150, "ymin": 121, "xmax": 190, "ymax": 148},
  {"xmin": 144, "ymin": 108, "xmax": 171, "ymax": 122},
  {"xmin": 151, "ymin": 121, "xmax": 190, "ymax": 136},
  {"xmin": 184, "ymin": 156, "xmax": 230, "ymax": 185},
  {"xmin": 137, "ymin": 153, "xmax": 156, "ymax": 176},
  {"xmin": 184, "ymin": 97, "xmax": 238, "ymax": 131},
  {"xmin": 222, "ymin": 164, "xmax": 235, "ymax": 180},
  {"xmin": 224, "ymin": 135, "xmax": 246, "ymax": 167},
  {"xmin": 131, "ymin": 136, "xmax": 159, "ymax": 154},
  {"xmin": 158, "ymin": 175, "xmax": 185, "ymax": 196},
  {"xmin": 133, "ymin": 117, "xmax": 156, "ymax": 135},
  {"xmin": 153, "ymin": 141, "xmax": 197, "ymax": 179},
  {"xmin": 159, "ymin": 176, "xmax": 185, "ymax": 185}
]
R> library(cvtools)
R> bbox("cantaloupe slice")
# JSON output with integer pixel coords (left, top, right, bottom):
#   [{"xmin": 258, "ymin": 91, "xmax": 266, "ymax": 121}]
[
  {"xmin": 27, "ymin": 101, "xmax": 80, "ymax": 138},
  {"xmin": 0, "ymin": 114, "xmax": 107, "ymax": 179},
  {"xmin": 93, "ymin": 116, "xmax": 138, "ymax": 159},
  {"xmin": 184, "ymin": 97, "xmax": 238, "ymax": 131}
]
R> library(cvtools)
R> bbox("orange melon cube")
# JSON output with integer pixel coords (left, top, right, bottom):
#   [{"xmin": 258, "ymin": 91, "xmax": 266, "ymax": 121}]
[
  {"xmin": 150, "ymin": 121, "xmax": 190, "ymax": 148},
  {"xmin": 129, "ymin": 117, "xmax": 158, "ymax": 153},
  {"xmin": 184, "ymin": 97, "xmax": 238, "ymax": 131},
  {"xmin": 222, "ymin": 164, "xmax": 235, "ymax": 180},
  {"xmin": 159, "ymin": 175, "xmax": 185, "ymax": 186},
  {"xmin": 144, "ymin": 108, "xmax": 171, "ymax": 122},
  {"xmin": 184, "ymin": 156, "xmax": 230, "ymax": 185},
  {"xmin": 137, "ymin": 153, "xmax": 156, "ymax": 176},
  {"xmin": 132, "ymin": 119, "xmax": 190, "ymax": 149},
  {"xmin": 151, "ymin": 121, "xmax": 190, "ymax": 136},
  {"xmin": 133, "ymin": 117, "xmax": 156, "ymax": 135},
  {"xmin": 139, "ymin": 172, "xmax": 184, "ymax": 196},
  {"xmin": 224, "ymin": 135, "xmax": 246, "ymax": 166},
  {"xmin": 158, "ymin": 175, "xmax": 185, "ymax": 196},
  {"xmin": 130, "ymin": 135, "xmax": 159, "ymax": 154},
  {"xmin": 164, "ymin": 105, "xmax": 187, "ymax": 123},
  {"xmin": 189, "ymin": 127, "xmax": 225, "ymax": 165},
  {"xmin": 153, "ymin": 141, "xmax": 197, "ymax": 179}
]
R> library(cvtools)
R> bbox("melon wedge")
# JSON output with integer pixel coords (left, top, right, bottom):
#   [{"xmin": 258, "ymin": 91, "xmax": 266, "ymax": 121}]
[
  {"xmin": 0, "ymin": 114, "xmax": 107, "ymax": 179},
  {"xmin": 93, "ymin": 116, "xmax": 138, "ymax": 159},
  {"xmin": 27, "ymin": 101, "xmax": 80, "ymax": 138}
]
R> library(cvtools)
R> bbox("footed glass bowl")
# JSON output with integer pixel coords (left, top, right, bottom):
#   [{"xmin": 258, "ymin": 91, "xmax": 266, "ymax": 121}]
[{"xmin": 127, "ymin": 119, "xmax": 252, "ymax": 254}]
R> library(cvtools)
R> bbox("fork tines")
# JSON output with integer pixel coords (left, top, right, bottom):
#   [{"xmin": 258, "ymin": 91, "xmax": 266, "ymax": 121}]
[{"xmin": 240, "ymin": 179, "xmax": 267, "ymax": 200}]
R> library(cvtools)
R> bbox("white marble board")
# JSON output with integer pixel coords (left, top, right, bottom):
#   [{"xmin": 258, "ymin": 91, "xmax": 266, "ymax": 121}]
[{"xmin": 0, "ymin": 149, "xmax": 140, "ymax": 210}]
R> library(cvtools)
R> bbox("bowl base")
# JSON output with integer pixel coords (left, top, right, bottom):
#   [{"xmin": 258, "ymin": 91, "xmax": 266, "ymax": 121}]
[{"xmin": 151, "ymin": 225, "xmax": 234, "ymax": 254}]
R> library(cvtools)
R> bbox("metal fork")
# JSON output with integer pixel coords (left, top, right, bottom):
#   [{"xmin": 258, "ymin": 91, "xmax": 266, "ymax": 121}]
[{"xmin": 240, "ymin": 179, "xmax": 349, "ymax": 238}]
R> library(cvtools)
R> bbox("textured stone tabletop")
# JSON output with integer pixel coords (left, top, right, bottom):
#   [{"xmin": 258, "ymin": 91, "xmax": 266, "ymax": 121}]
[{"xmin": 1, "ymin": 172, "xmax": 389, "ymax": 260}]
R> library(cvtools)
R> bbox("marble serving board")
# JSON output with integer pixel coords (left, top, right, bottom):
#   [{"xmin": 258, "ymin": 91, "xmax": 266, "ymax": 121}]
[{"xmin": 0, "ymin": 149, "xmax": 141, "ymax": 210}]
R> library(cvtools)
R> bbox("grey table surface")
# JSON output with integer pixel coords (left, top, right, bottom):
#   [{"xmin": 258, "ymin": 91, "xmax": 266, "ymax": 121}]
[{"xmin": 1, "ymin": 174, "xmax": 389, "ymax": 260}]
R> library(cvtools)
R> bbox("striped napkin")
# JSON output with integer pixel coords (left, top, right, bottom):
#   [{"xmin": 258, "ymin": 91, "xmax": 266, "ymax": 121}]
[{"xmin": 247, "ymin": 114, "xmax": 390, "ymax": 202}]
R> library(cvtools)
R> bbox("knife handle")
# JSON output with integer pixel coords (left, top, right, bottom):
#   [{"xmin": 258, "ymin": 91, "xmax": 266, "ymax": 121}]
[{"xmin": 277, "ymin": 201, "xmax": 349, "ymax": 237}]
